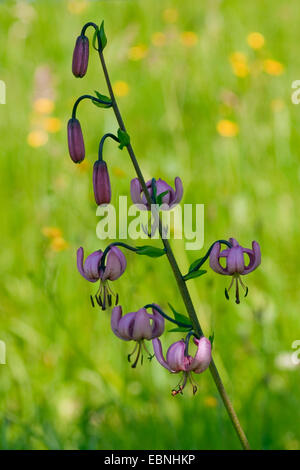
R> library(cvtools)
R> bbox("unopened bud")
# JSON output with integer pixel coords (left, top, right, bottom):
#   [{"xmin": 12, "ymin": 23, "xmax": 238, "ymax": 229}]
[
  {"xmin": 72, "ymin": 35, "xmax": 89, "ymax": 78},
  {"xmin": 67, "ymin": 118, "xmax": 85, "ymax": 163},
  {"xmin": 93, "ymin": 160, "xmax": 111, "ymax": 205}
]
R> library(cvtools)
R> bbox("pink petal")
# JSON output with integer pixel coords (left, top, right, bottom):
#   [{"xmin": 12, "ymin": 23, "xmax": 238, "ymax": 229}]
[
  {"xmin": 111, "ymin": 306, "xmax": 127, "ymax": 340},
  {"xmin": 170, "ymin": 176, "xmax": 183, "ymax": 208},
  {"xmin": 131, "ymin": 308, "xmax": 153, "ymax": 340},
  {"xmin": 189, "ymin": 337, "xmax": 212, "ymax": 373},
  {"xmin": 130, "ymin": 178, "xmax": 143, "ymax": 205},
  {"xmin": 242, "ymin": 241, "xmax": 261, "ymax": 275},
  {"xmin": 77, "ymin": 247, "xmax": 102, "ymax": 282},
  {"xmin": 117, "ymin": 312, "xmax": 137, "ymax": 340},
  {"xmin": 102, "ymin": 247, "xmax": 126, "ymax": 281},
  {"xmin": 151, "ymin": 304, "xmax": 165, "ymax": 338},
  {"xmin": 166, "ymin": 341, "xmax": 187, "ymax": 372},
  {"xmin": 226, "ymin": 245, "xmax": 245, "ymax": 274},
  {"xmin": 209, "ymin": 242, "xmax": 228, "ymax": 275},
  {"xmin": 152, "ymin": 338, "xmax": 173, "ymax": 372}
]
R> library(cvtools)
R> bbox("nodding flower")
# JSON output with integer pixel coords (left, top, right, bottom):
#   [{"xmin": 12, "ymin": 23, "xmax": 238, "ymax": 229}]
[
  {"xmin": 209, "ymin": 237, "xmax": 261, "ymax": 304},
  {"xmin": 72, "ymin": 35, "xmax": 89, "ymax": 78},
  {"xmin": 130, "ymin": 177, "xmax": 183, "ymax": 211},
  {"xmin": 111, "ymin": 304, "xmax": 165, "ymax": 368},
  {"xmin": 152, "ymin": 336, "xmax": 212, "ymax": 395},
  {"xmin": 77, "ymin": 246, "xmax": 126, "ymax": 309}
]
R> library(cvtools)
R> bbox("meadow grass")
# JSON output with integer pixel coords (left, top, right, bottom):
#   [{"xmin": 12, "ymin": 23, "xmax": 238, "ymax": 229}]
[{"xmin": 0, "ymin": 0, "xmax": 299, "ymax": 449}]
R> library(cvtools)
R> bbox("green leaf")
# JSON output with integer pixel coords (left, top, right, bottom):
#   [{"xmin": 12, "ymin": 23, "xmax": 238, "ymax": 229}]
[
  {"xmin": 183, "ymin": 270, "xmax": 207, "ymax": 281},
  {"xmin": 188, "ymin": 257, "xmax": 204, "ymax": 273},
  {"xmin": 117, "ymin": 128, "xmax": 130, "ymax": 149},
  {"xmin": 135, "ymin": 245, "xmax": 166, "ymax": 258},
  {"xmin": 156, "ymin": 191, "xmax": 169, "ymax": 206},
  {"xmin": 92, "ymin": 30, "xmax": 99, "ymax": 51},
  {"xmin": 92, "ymin": 91, "xmax": 112, "ymax": 108},
  {"xmin": 99, "ymin": 20, "xmax": 107, "ymax": 51},
  {"xmin": 168, "ymin": 303, "xmax": 192, "ymax": 327},
  {"xmin": 168, "ymin": 327, "xmax": 192, "ymax": 333}
]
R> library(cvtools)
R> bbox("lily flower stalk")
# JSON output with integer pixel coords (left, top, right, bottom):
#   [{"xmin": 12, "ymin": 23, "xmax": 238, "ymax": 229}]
[
  {"xmin": 209, "ymin": 237, "xmax": 261, "ymax": 304},
  {"xmin": 111, "ymin": 304, "xmax": 165, "ymax": 368},
  {"xmin": 152, "ymin": 336, "xmax": 212, "ymax": 395},
  {"xmin": 77, "ymin": 246, "xmax": 126, "ymax": 309}
]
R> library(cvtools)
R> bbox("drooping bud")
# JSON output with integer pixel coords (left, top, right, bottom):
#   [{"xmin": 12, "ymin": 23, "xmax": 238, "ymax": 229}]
[
  {"xmin": 72, "ymin": 35, "xmax": 89, "ymax": 78},
  {"xmin": 93, "ymin": 160, "xmax": 111, "ymax": 205},
  {"xmin": 67, "ymin": 118, "xmax": 85, "ymax": 163}
]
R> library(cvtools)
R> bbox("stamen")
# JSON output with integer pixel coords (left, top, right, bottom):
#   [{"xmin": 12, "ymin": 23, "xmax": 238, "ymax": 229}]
[
  {"xmin": 244, "ymin": 286, "xmax": 249, "ymax": 298},
  {"xmin": 128, "ymin": 342, "xmax": 138, "ymax": 362},
  {"xmin": 225, "ymin": 288, "xmax": 229, "ymax": 300},
  {"xmin": 90, "ymin": 295, "xmax": 95, "ymax": 308},
  {"xmin": 115, "ymin": 293, "xmax": 119, "ymax": 305},
  {"xmin": 95, "ymin": 295, "xmax": 102, "ymax": 307},
  {"xmin": 131, "ymin": 342, "xmax": 142, "ymax": 368},
  {"xmin": 235, "ymin": 278, "xmax": 240, "ymax": 304}
]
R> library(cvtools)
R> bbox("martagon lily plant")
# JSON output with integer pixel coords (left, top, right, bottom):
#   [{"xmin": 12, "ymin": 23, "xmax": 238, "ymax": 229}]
[{"xmin": 67, "ymin": 20, "xmax": 261, "ymax": 450}]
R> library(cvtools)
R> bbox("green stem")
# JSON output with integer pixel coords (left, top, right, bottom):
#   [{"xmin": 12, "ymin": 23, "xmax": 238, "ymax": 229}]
[{"xmin": 96, "ymin": 48, "xmax": 251, "ymax": 451}]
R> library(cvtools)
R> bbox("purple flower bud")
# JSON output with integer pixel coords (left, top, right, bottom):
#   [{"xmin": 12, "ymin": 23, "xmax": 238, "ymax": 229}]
[
  {"xmin": 93, "ymin": 160, "xmax": 111, "ymax": 205},
  {"xmin": 111, "ymin": 304, "xmax": 165, "ymax": 368},
  {"xmin": 72, "ymin": 35, "xmax": 89, "ymax": 78},
  {"xmin": 130, "ymin": 177, "xmax": 183, "ymax": 211},
  {"xmin": 67, "ymin": 118, "xmax": 85, "ymax": 163},
  {"xmin": 209, "ymin": 237, "xmax": 261, "ymax": 304},
  {"xmin": 152, "ymin": 336, "xmax": 211, "ymax": 395}
]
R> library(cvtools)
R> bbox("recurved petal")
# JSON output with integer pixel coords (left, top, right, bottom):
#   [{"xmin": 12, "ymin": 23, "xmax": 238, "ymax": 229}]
[
  {"xmin": 111, "ymin": 306, "xmax": 126, "ymax": 340},
  {"xmin": 117, "ymin": 311, "xmax": 137, "ymax": 340},
  {"xmin": 189, "ymin": 337, "xmax": 212, "ymax": 373},
  {"xmin": 102, "ymin": 247, "xmax": 126, "ymax": 281},
  {"xmin": 242, "ymin": 241, "xmax": 261, "ymax": 274},
  {"xmin": 151, "ymin": 304, "xmax": 165, "ymax": 338},
  {"xmin": 130, "ymin": 178, "xmax": 143, "ymax": 205},
  {"xmin": 77, "ymin": 247, "xmax": 102, "ymax": 282},
  {"xmin": 131, "ymin": 308, "xmax": 153, "ymax": 340},
  {"xmin": 166, "ymin": 341, "xmax": 187, "ymax": 372},
  {"xmin": 170, "ymin": 176, "xmax": 183, "ymax": 208},
  {"xmin": 209, "ymin": 242, "xmax": 228, "ymax": 275},
  {"xmin": 152, "ymin": 338, "xmax": 173, "ymax": 372}
]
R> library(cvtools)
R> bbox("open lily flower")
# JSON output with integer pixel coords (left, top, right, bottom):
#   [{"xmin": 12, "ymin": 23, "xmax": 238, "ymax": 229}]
[
  {"xmin": 77, "ymin": 246, "xmax": 126, "ymax": 309},
  {"xmin": 152, "ymin": 336, "xmax": 212, "ymax": 395},
  {"xmin": 111, "ymin": 304, "xmax": 165, "ymax": 368},
  {"xmin": 130, "ymin": 177, "xmax": 183, "ymax": 211},
  {"xmin": 209, "ymin": 238, "xmax": 261, "ymax": 304}
]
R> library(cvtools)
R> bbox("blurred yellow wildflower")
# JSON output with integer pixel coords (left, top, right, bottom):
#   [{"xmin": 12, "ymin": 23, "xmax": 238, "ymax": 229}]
[
  {"xmin": 229, "ymin": 52, "xmax": 249, "ymax": 78},
  {"xmin": 163, "ymin": 8, "xmax": 178, "ymax": 23},
  {"xmin": 271, "ymin": 98, "xmax": 285, "ymax": 112},
  {"xmin": 50, "ymin": 237, "xmax": 69, "ymax": 252},
  {"xmin": 67, "ymin": 0, "xmax": 89, "ymax": 15},
  {"xmin": 77, "ymin": 159, "xmax": 91, "ymax": 172},
  {"xmin": 247, "ymin": 32, "xmax": 265, "ymax": 50},
  {"xmin": 42, "ymin": 227, "xmax": 62, "ymax": 239},
  {"xmin": 112, "ymin": 166, "xmax": 126, "ymax": 178},
  {"xmin": 151, "ymin": 32, "xmax": 166, "ymax": 47},
  {"xmin": 44, "ymin": 117, "xmax": 62, "ymax": 133},
  {"xmin": 217, "ymin": 119, "xmax": 239, "ymax": 137},
  {"xmin": 27, "ymin": 130, "xmax": 48, "ymax": 147},
  {"xmin": 128, "ymin": 44, "xmax": 148, "ymax": 61},
  {"xmin": 113, "ymin": 81, "xmax": 130, "ymax": 97},
  {"xmin": 33, "ymin": 98, "xmax": 54, "ymax": 114},
  {"xmin": 263, "ymin": 59, "xmax": 284, "ymax": 76},
  {"xmin": 204, "ymin": 396, "xmax": 218, "ymax": 408},
  {"xmin": 180, "ymin": 31, "xmax": 198, "ymax": 47}
]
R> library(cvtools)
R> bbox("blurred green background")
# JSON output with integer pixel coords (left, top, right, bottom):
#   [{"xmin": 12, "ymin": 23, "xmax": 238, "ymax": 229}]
[{"xmin": 0, "ymin": 0, "xmax": 299, "ymax": 450}]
